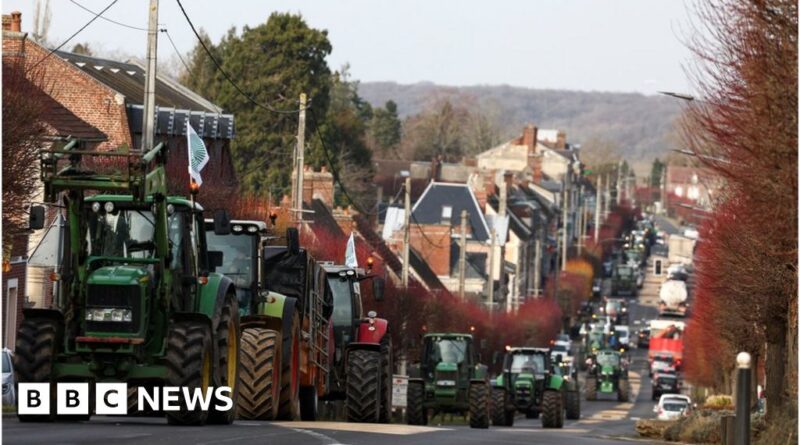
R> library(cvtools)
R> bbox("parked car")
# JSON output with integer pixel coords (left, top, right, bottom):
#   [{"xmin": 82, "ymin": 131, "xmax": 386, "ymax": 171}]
[
  {"xmin": 2, "ymin": 348, "xmax": 15, "ymax": 406},
  {"xmin": 654, "ymin": 397, "xmax": 691, "ymax": 421}
]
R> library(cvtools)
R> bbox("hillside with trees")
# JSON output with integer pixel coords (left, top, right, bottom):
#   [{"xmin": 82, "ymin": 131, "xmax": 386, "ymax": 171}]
[{"xmin": 358, "ymin": 82, "xmax": 683, "ymax": 163}]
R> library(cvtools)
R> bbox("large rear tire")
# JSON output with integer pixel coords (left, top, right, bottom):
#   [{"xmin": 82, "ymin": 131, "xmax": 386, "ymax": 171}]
[
  {"xmin": 277, "ymin": 312, "xmax": 301, "ymax": 420},
  {"xmin": 237, "ymin": 328, "xmax": 280, "ymax": 420},
  {"xmin": 468, "ymin": 382, "xmax": 490, "ymax": 429},
  {"xmin": 165, "ymin": 321, "xmax": 214, "ymax": 425},
  {"xmin": 379, "ymin": 336, "xmax": 393, "ymax": 423},
  {"xmin": 540, "ymin": 389, "xmax": 564, "ymax": 428},
  {"xmin": 208, "ymin": 293, "xmax": 240, "ymax": 425},
  {"xmin": 14, "ymin": 318, "xmax": 59, "ymax": 422},
  {"xmin": 585, "ymin": 377, "xmax": 597, "ymax": 401},
  {"xmin": 406, "ymin": 381, "xmax": 427, "ymax": 425},
  {"xmin": 346, "ymin": 349, "xmax": 381, "ymax": 423},
  {"xmin": 617, "ymin": 377, "xmax": 630, "ymax": 402},
  {"xmin": 565, "ymin": 390, "xmax": 581, "ymax": 420}
]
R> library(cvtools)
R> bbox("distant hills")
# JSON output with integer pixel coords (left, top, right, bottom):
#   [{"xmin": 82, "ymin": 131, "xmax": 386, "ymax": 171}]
[{"xmin": 358, "ymin": 81, "xmax": 683, "ymax": 167}]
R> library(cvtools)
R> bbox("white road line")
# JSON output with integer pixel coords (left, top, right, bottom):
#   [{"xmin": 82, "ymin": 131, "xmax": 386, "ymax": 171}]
[{"xmin": 272, "ymin": 421, "xmax": 450, "ymax": 436}]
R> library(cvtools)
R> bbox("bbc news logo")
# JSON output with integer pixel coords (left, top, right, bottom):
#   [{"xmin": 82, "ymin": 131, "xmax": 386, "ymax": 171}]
[{"xmin": 18, "ymin": 383, "xmax": 233, "ymax": 415}]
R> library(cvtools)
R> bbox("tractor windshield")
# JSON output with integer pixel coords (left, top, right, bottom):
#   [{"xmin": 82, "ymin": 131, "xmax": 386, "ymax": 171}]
[
  {"xmin": 616, "ymin": 266, "xmax": 633, "ymax": 278},
  {"xmin": 596, "ymin": 353, "xmax": 620, "ymax": 367},
  {"xmin": 206, "ymin": 232, "xmax": 255, "ymax": 288},
  {"xmin": 510, "ymin": 353, "xmax": 545, "ymax": 374},
  {"xmin": 328, "ymin": 277, "xmax": 353, "ymax": 328},
  {"xmin": 428, "ymin": 338, "xmax": 468, "ymax": 365},
  {"xmin": 86, "ymin": 208, "xmax": 157, "ymax": 259}
]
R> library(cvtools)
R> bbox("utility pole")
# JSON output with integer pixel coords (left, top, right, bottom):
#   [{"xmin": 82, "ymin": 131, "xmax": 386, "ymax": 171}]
[
  {"xmin": 533, "ymin": 234, "xmax": 542, "ymax": 297},
  {"xmin": 140, "ymin": 0, "xmax": 159, "ymax": 152},
  {"xmin": 594, "ymin": 175, "xmax": 602, "ymax": 241},
  {"xmin": 603, "ymin": 172, "xmax": 610, "ymax": 218},
  {"xmin": 661, "ymin": 165, "xmax": 668, "ymax": 216},
  {"xmin": 561, "ymin": 182, "xmax": 569, "ymax": 269},
  {"xmin": 578, "ymin": 185, "xmax": 586, "ymax": 256},
  {"xmin": 615, "ymin": 161, "xmax": 623, "ymax": 206},
  {"xmin": 487, "ymin": 225, "xmax": 496, "ymax": 313},
  {"xmin": 458, "ymin": 210, "xmax": 468, "ymax": 300},
  {"xmin": 402, "ymin": 176, "xmax": 411, "ymax": 289},
  {"xmin": 293, "ymin": 93, "xmax": 307, "ymax": 222}
]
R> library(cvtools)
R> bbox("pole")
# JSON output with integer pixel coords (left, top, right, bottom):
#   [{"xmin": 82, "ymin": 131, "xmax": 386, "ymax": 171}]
[
  {"xmin": 661, "ymin": 165, "xmax": 668, "ymax": 216},
  {"xmin": 735, "ymin": 352, "xmax": 751, "ymax": 445},
  {"xmin": 561, "ymin": 184, "xmax": 569, "ymax": 269},
  {"xmin": 615, "ymin": 161, "xmax": 623, "ymax": 206},
  {"xmin": 140, "ymin": 0, "xmax": 159, "ymax": 152},
  {"xmin": 595, "ymin": 175, "xmax": 602, "ymax": 241},
  {"xmin": 577, "ymin": 185, "xmax": 584, "ymax": 256},
  {"xmin": 533, "ymin": 235, "xmax": 542, "ymax": 297},
  {"xmin": 402, "ymin": 177, "xmax": 411, "ymax": 289},
  {"xmin": 603, "ymin": 173, "xmax": 610, "ymax": 218},
  {"xmin": 487, "ymin": 225, "xmax": 496, "ymax": 312},
  {"xmin": 294, "ymin": 93, "xmax": 307, "ymax": 222},
  {"xmin": 458, "ymin": 210, "xmax": 468, "ymax": 300}
]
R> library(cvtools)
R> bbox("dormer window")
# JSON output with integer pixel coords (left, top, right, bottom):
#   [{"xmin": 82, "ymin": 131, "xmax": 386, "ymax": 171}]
[{"xmin": 441, "ymin": 206, "xmax": 453, "ymax": 224}]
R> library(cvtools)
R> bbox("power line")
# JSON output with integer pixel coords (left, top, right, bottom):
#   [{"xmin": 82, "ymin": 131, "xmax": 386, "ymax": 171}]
[
  {"xmin": 308, "ymin": 108, "xmax": 376, "ymax": 216},
  {"xmin": 174, "ymin": 0, "xmax": 307, "ymax": 115},
  {"xmin": 28, "ymin": 0, "xmax": 119, "ymax": 72},
  {"xmin": 69, "ymin": 0, "xmax": 148, "ymax": 31},
  {"xmin": 160, "ymin": 28, "xmax": 191, "ymax": 76}
]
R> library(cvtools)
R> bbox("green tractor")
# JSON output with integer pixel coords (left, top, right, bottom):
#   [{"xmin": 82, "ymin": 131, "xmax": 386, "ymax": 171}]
[
  {"xmin": 407, "ymin": 333, "xmax": 491, "ymax": 428},
  {"xmin": 584, "ymin": 350, "xmax": 630, "ymax": 402},
  {"xmin": 490, "ymin": 348, "xmax": 579, "ymax": 428},
  {"xmin": 610, "ymin": 264, "xmax": 637, "ymax": 298},
  {"xmin": 204, "ymin": 220, "xmax": 308, "ymax": 421},
  {"xmin": 16, "ymin": 140, "xmax": 240, "ymax": 425}
]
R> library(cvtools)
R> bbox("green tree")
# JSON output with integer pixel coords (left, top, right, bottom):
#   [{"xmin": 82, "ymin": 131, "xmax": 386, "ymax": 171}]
[
  {"xmin": 310, "ymin": 68, "xmax": 375, "ymax": 209},
  {"xmin": 650, "ymin": 158, "xmax": 665, "ymax": 187},
  {"xmin": 368, "ymin": 100, "xmax": 402, "ymax": 157},
  {"xmin": 181, "ymin": 13, "xmax": 332, "ymax": 195},
  {"xmin": 70, "ymin": 42, "xmax": 92, "ymax": 56}
]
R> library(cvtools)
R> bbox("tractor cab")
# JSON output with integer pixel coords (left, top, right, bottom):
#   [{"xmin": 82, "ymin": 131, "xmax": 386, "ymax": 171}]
[
  {"xmin": 204, "ymin": 219, "xmax": 268, "ymax": 316},
  {"xmin": 420, "ymin": 334, "xmax": 475, "ymax": 392}
]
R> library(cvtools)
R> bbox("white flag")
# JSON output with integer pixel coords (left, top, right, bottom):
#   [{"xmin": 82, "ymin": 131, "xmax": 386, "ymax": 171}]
[
  {"xmin": 187, "ymin": 123, "xmax": 209, "ymax": 186},
  {"xmin": 345, "ymin": 233, "xmax": 358, "ymax": 268}
]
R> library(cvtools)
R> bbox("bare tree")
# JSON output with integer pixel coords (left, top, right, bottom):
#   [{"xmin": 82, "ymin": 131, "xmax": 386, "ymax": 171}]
[{"xmin": 32, "ymin": 0, "xmax": 52, "ymax": 46}]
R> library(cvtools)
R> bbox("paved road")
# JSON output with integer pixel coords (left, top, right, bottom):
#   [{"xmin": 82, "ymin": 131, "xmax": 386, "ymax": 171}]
[{"xmin": 3, "ymin": 261, "xmax": 667, "ymax": 445}]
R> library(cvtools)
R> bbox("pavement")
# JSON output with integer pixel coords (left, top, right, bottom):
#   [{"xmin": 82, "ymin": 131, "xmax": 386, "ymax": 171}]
[{"xmin": 2, "ymin": 261, "xmax": 668, "ymax": 445}]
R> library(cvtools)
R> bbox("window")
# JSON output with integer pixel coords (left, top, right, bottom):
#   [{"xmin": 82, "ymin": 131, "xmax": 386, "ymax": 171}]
[
  {"xmin": 510, "ymin": 353, "xmax": 545, "ymax": 373},
  {"xmin": 441, "ymin": 206, "xmax": 453, "ymax": 223}
]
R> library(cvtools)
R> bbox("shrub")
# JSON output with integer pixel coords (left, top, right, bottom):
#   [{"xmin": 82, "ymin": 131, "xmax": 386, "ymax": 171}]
[{"xmin": 704, "ymin": 394, "xmax": 734, "ymax": 410}]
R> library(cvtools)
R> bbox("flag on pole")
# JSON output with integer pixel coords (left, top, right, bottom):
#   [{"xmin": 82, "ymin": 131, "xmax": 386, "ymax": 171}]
[
  {"xmin": 345, "ymin": 233, "xmax": 358, "ymax": 268},
  {"xmin": 187, "ymin": 124, "xmax": 209, "ymax": 186}
]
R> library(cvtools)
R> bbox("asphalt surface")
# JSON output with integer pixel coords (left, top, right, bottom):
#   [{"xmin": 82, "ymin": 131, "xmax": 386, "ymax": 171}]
[{"xmin": 2, "ymin": 267, "xmax": 666, "ymax": 445}]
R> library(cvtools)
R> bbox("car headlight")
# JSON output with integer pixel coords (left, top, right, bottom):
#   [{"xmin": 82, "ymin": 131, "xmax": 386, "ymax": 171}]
[
  {"xmin": 86, "ymin": 308, "xmax": 132, "ymax": 322},
  {"xmin": 436, "ymin": 380, "xmax": 456, "ymax": 387}
]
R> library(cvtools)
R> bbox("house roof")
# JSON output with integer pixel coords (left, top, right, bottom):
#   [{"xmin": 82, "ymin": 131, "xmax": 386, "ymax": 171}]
[
  {"xmin": 54, "ymin": 50, "xmax": 222, "ymax": 113},
  {"xmin": 411, "ymin": 182, "xmax": 490, "ymax": 242}
]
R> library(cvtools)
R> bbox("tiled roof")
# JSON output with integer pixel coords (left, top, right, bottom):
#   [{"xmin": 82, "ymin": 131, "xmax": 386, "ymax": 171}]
[{"xmin": 54, "ymin": 50, "xmax": 222, "ymax": 113}]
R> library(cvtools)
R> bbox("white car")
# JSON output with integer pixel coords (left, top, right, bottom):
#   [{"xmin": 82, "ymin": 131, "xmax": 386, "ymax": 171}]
[
  {"xmin": 551, "ymin": 341, "xmax": 572, "ymax": 362},
  {"xmin": 654, "ymin": 396, "xmax": 691, "ymax": 420},
  {"xmin": 2, "ymin": 348, "xmax": 15, "ymax": 406},
  {"xmin": 658, "ymin": 394, "xmax": 691, "ymax": 405},
  {"xmin": 614, "ymin": 325, "xmax": 631, "ymax": 350}
]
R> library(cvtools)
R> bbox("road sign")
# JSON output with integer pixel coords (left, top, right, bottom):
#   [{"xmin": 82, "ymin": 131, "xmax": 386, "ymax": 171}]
[{"xmin": 392, "ymin": 375, "xmax": 408, "ymax": 408}]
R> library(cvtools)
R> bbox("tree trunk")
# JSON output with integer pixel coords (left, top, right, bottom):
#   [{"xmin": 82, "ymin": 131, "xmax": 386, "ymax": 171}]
[{"xmin": 765, "ymin": 318, "xmax": 788, "ymax": 421}]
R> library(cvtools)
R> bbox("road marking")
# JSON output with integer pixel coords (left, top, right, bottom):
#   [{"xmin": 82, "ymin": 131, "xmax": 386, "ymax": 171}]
[{"xmin": 272, "ymin": 421, "xmax": 450, "ymax": 435}]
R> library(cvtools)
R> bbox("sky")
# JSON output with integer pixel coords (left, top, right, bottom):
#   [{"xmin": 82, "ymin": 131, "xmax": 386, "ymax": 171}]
[{"xmin": 4, "ymin": 0, "xmax": 697, "ymax": 95}]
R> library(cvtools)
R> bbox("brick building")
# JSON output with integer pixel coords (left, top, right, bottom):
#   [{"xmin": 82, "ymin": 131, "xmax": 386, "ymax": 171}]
[{"xmin": 2, "ymin": 12, "xmax": 237, "ymax": 342}]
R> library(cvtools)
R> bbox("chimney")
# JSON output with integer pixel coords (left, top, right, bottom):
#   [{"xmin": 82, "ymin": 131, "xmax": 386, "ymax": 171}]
[
  {"xmin": 522, "ymin": 124, "xmax": 538, "ymax": 153},
  {"xmin": 556, "ymin": 131, "xmax": 566, "ymax": 149},
  {"xmin": 10, "ymin": 11, "xmax": 21, "ymax": 32},
  {"xmin": 499, "ymin": 181, "xmax": 508, "ymax": 216},
  {"xmin": 531, "ymin": 154, "xmax": 543, "ymax": 185}
]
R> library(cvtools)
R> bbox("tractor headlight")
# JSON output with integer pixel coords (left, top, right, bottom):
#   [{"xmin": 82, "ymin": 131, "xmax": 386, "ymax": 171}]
[
  {"xmin": 86, "ymin": 308, "xmax": 132, "ymax": 322},
  {"xmin": 104, "ymin": 202, "xmax": 115, "ymax": 213},
  {"xmin": 232, "ymin": 224, "xmax": 243, "ymax": 233},
  {"xmin": 247, "ymin": 225, "xmax": 258, "ymax": 233},
  {"xmin": 91, "ymin": 202, "xmax": 102, "ymax": 213},
  {"xmin": 437, "ymin": 380, "xmax": 456, "ymax": 387}
]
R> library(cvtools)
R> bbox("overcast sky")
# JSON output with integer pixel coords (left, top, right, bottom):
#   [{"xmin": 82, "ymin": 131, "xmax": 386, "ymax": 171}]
[{"xmin": 4, "ymin": 0, "xmax": 696, "ymax": 95}]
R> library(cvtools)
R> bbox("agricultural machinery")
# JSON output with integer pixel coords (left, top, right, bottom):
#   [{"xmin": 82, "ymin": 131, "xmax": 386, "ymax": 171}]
[
  {"xmin": 407, "ymin": 333, "xmax": 491, "ymax": 429},
  {"xmin": 17, "ymin": 140, "xmax": 240, "ymax": 425},
  {"xmin": 490, "ymin": 348, "xmax": 579, "ymax": 428},
  {"xmin": 584, "ymin": 350, "xmax": 630, "ymax": 402}
]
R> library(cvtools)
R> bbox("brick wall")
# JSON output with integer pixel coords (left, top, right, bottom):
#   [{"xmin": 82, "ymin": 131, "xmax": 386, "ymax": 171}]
[
  {"xmin": 2, "ymin": 235, "xmax": 28, "ymax": 348},
  {"xmin": 3, "ymin": 33, "xmax": 130, "ymax": 150},
  {"xmin": 410, "ymin": 224, "xmax": 452, "ymax": 276}
]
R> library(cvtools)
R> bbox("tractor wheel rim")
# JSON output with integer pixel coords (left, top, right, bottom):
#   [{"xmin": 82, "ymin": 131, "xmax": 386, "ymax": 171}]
[{"xmin": 226, "ymin": 321, "xmax": 237, "ymax": 386}]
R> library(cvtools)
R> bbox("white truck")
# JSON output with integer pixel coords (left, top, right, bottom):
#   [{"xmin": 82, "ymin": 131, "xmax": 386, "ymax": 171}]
[
  {"xmin": 659, "ymin": 279, "xmax": 688, "ymax": 314},
  {"xmin": 668, "ymin": 235, "xmax": 696, "ymax": 265}
]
